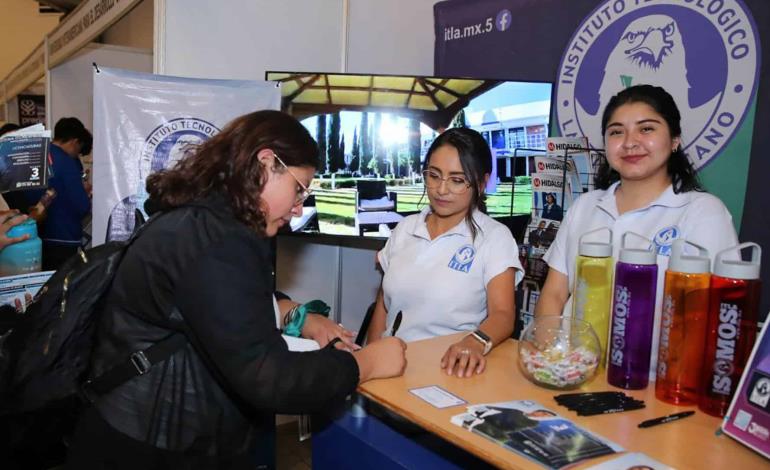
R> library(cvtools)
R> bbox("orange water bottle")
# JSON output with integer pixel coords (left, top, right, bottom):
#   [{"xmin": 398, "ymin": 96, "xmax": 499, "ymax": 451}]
[
  {"xmin": 655, "ymin": 239, "xmax": 711, "ymax": 405},
  {"xmin": 699, "ymin": 243, "xmax": 762, "ymax": 417}
]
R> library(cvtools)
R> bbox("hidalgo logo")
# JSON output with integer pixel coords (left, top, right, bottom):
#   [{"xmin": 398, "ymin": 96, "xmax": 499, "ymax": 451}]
[
  {"xmin": 555, "ymin": 1, "xmax": 759, "ymax": 170},
  {"xmin": 532, "ymin": 177, "xmax": 542, "ymax": 188}
]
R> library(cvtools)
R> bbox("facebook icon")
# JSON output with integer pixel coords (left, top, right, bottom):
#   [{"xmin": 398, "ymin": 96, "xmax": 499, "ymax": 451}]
[{"xmin": 496, "ymin": 9, "xmax": 511, "ymax": 32}]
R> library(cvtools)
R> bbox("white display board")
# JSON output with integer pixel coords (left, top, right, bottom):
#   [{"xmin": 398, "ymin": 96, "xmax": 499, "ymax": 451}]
[{"xmin": 48, "ymin": 43, "xmax": 152, "ymax": 133}]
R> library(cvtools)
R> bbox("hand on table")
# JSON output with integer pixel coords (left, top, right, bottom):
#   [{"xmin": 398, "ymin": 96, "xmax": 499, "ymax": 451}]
[
  {"xmin": 301, "ymin": 313, "xmax": 360, "ymax": 351},
  {"xmin": 354, "ymin": 336, "xmax": 407, "ymax": 382},
  {"xmin": 441, "ymin": 335, "xmax": 486, "ymax": 378}
]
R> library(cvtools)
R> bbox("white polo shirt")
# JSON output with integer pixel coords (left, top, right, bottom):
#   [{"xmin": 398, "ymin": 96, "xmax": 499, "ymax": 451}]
[
  {"xmin": 544, "ymin": 181, "xmax": 739, "ymax": 378},
  {"xmin": 378, "ymin": 207, "xmax": 523, "ymax": 342}
]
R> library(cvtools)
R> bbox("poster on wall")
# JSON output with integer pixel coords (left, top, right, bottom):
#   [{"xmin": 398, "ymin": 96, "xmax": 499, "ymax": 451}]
[
  {"xmin": 435, "ymin": 0, "xmax": 769, "ymax": 323},
  {"xmin": 91, "ymin": 67, "xmax": 280, "ymax": 245},
  {"xmin": 17, "ymin": 95, "xmax": 46, "ymax": 127}
]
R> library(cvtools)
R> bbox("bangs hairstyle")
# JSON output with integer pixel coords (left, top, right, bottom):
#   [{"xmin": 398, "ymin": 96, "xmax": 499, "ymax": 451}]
[
  {"xmin": 423, "ymin": 127, "xmax": 492, "ymax": 239},
  {"xmin": 596, "ymin": 84, "xmax": 702, "ymax": 193},
  {"xmin": 146, "ymin": 110, "xmax": 319, "ymax": 234}
]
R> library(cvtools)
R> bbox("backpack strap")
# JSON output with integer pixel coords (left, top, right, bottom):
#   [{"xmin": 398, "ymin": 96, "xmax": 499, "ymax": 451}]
[{"xmin": 80, "ymin": 332, "xmax": 187, "ymax": 403}]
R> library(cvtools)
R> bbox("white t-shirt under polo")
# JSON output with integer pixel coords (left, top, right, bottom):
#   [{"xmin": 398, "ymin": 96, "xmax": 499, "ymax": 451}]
[
  {"xmin": 378, "ymin": 207, "xmax": 523, "ymax": 342},
  {"xmin": 544, "ymin": 181, "xmax": 739, "ymax": 378}
]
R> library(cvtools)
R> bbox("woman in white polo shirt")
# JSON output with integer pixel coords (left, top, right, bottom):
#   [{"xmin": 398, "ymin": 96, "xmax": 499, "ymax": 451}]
[
  {"xmin": 536, "ymin": 85, "xmax": 738, "ymax": 375},
  {"xmin": 366, "ymin": 127, "xmax": 523, "ymax": 379}
]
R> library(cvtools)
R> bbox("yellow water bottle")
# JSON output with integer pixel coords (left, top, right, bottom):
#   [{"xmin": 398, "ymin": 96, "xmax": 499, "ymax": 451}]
[{"xmin": 572, "ymin": 227, "xmax": 614, "ymax": 367}]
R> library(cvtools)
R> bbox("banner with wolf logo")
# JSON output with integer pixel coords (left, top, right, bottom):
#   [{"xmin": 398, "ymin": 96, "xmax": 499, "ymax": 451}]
[
  {"xmin": 435, "ymin": 0, "xmax": 770, "ymax": 321},
  {"xmin": 92, "ymin": 67, "xmax": 280, "ymax": 245}
]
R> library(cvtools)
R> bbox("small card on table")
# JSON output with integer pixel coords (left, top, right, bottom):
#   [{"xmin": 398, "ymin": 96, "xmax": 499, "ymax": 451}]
[{"xmin": 409, "ymin": 385, "xmax": 466, "ymax": 409}]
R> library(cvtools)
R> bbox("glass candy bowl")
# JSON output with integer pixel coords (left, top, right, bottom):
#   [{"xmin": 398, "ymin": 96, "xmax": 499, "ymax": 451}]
[{"xmin": 518, "ymin": 316, "xmax": 601, "ymax": 390}]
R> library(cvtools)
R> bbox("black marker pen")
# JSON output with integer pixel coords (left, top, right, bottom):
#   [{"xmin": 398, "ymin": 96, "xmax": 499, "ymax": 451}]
[
  {"xmin": 391, "ymin": 311, "xmax": 403, "ymax": 336},
  {"xmin": 638, "ymin": 410, "xmax": 695, "ymax": 428}
]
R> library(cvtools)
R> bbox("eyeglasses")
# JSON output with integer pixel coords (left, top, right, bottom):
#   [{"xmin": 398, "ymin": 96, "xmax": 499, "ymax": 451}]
[
  {"xmin": 421, "ymin": 169, "xmax": 471, "ymax": 194},
  {"xmin": 273, "ymin": 153, "xmax": 312, "ymax": 204}
]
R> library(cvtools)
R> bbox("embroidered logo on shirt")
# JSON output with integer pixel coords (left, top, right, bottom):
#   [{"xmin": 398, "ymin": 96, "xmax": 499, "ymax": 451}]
[
  {"xmin": 448, "ymin": 245, "xmax": 476, "ymax": 273},
  {"xmin": 654, "ymin": 225, "xmax": 680, "ymax": 256}
]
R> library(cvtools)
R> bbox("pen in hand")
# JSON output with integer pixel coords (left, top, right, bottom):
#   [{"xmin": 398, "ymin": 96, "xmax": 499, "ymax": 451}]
[
  {"xmin": 638, "ymin": 410, "xmax": 695, "ymax": 428},
  {"xmin": 390, "ymin": 311, "xmax": 403, "ymax": 337}
]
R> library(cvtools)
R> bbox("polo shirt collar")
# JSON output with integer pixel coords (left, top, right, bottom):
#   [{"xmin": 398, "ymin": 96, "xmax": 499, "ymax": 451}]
[
  {"xmin": 596, "ymin": 181, "xmax": 691, "ymax": 219},
  {"xmin": 410, "ymin": 206, "xmax": 478, "ymax": 241}
]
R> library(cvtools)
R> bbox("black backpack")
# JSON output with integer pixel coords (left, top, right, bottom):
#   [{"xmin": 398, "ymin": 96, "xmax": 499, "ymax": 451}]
[{"xmin": 0, "ymin": 214, "xmax": 185, "ymax": 467}]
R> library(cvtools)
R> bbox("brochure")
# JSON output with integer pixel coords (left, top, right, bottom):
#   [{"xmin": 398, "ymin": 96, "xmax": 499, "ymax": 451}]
[
  {"xmin": 451, "ymin": 400, "xmax": 622, "ymax": 469},
  {"xmin": 546, "ymin": 136, "xmax": 594, "ymax": 193},
  {"xmin": 0, "ymin": 271, "xmax": 55, "ymax": 312},
  {"xmin": 723, "ymin": 319, "xmax": 770, "ymax": 458},
  {"xmin": 0, "ymin": 124, "xmax": 51, "ymax": 193},
  {"xmin": 530, "ymin": 172, "xmax": 572, "ymax": 223}
]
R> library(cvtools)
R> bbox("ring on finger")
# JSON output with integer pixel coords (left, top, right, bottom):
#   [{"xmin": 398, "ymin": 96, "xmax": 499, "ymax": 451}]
[{"xmin": 459, "ymin": 348, "xmax": 471, "ymax": 355}]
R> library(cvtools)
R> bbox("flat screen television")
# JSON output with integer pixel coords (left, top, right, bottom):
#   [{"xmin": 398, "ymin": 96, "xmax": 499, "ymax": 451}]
[{"xmin": 265, "ymin": 71, "xmax": 554, "ymax": 239}]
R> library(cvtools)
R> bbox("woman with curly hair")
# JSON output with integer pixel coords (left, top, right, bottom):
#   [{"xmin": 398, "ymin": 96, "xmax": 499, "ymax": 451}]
[{"xmin": 66, "ymin": 110, "xmax": 406, "ymax": 469}]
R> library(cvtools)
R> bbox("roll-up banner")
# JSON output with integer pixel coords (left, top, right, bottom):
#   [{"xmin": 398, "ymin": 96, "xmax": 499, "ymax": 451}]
[{"xmin": 92, "ymin": 67, "xmax": 280, "ymax": 245}]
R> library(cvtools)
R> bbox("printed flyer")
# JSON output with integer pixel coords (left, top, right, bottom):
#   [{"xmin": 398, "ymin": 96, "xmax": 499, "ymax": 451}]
[{"xmin": 451, "ymin": 400, "xmax": 621, "ymax": 469}]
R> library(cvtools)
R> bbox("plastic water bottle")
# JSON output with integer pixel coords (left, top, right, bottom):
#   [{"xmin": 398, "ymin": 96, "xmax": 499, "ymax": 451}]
[
  {"xmin": 0, "ymin": 217, "xmax": 42, "ymax": 276},
  {"xmin": 607, "ymin": 232, "xmax": 658, "ymax": 390},
  {"xmin": 572, "ymin": 227, "xmax": 613, "ymax": 367},
  {"xmin": 699, "ymin": 243, "xmax": 762, "ymax": 417},
  {"xmin": 655, "ymin": 239, "xmax": 711, "ymax": 405}
]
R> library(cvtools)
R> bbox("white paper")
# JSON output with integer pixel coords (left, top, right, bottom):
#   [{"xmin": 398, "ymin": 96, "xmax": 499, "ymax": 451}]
[
  {"xmin": 585, "ymin": 452, "xmax": 673, "ymax": 470},
  {"xmin": 409, "ymin": 385, "xmax": 466, "ymax": 409}
]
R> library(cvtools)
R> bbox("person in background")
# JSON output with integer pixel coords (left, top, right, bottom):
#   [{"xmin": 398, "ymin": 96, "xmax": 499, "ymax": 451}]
[
  {"xmin": 65, "ymin": 110, "xmax": 407, "ymax": 469},
  {"xmin": 26, "ymin": 117, "xmax": 92, "ymax": 271},
  {"xmin": 366, "ymin": 127, "xmax": 523, "ymax": 378},
  {"xmin": 535, "ymin": 85, "xmax": 738, "ymax": 375}
]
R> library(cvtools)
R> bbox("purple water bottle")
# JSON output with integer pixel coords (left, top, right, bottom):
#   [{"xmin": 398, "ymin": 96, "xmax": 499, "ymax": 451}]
[{"xmin": 607, "ymin": 232, "xmax": 658, "ymax": 389}]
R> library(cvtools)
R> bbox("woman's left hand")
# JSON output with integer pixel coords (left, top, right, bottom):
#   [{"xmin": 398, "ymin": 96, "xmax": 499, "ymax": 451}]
[
  {"xmin": 441, "ymin": 335, "xmax": 486, "ymax": 378},
  {"xmin": 302, "ymin": 314, "xmax": 360, "ymax": 352}
]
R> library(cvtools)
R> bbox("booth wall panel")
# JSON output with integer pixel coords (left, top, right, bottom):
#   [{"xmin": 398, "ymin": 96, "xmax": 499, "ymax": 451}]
[
  {"xmin": 346, "ymin": 0, "xmax": 440, "ymax": 75},
  {"xmin": 101, "ymin": 0, "xmax": 154, "ymax": 50},
  {"xmin": 49, "ymin": 44, "xmax": 152, "ymax": 135},
  {"xmin": 162, "ymin": 0, "xmax": 344, "ymax": 80}
]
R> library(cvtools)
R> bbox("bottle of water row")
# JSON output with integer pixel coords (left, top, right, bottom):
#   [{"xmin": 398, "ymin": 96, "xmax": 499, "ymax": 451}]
[
  {"xmin": 607, "ymin": 232, "xmax": 657, "ymax": 390},
  {"xmin": 572, "ymin": 227, "xmax": 613, "ymax": 368}
]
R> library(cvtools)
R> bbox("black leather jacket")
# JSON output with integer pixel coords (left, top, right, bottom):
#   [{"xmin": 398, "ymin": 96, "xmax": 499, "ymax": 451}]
[{"xmin": 89, "ymin": 193, "xmax": 359, "ymax": 460}]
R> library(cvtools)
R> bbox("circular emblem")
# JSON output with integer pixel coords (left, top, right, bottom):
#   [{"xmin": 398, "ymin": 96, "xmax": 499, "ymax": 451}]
[
  {"xmin": 532, "ymin": 177, "xmax": 542, "ymax": 188},
  {"xmin": 106, "ymin": 118, "xmax": 220, "ymax": 242},
  {"xmin": 547, "ymin": 141, "xmax": 556, "ymax": 152},
  {"xmin": 495, "ymin": 9, "xmax": 512, "ymax": 32},
  {"xmin": 537, "ymin": 161, "xmax": 545, "ymax": 171},
  {"xmin": 555, "ymin": 1, "xmax": 760, "ymax": 170},
  {"xmin": 141, "ymin": 118, "xmax": 220, "ymax": 183},
  {"xmin": 655, "ymin": 225, "xmax": 679, "ymax": 247}
]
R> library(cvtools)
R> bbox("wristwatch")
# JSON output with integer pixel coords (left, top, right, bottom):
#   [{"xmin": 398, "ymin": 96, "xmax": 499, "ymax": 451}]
[{"xmin": 468, "ymin": 329, "xmax": 493, "ymax": 355}]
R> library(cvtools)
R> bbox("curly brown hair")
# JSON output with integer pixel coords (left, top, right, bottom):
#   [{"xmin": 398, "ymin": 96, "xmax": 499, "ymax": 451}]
[{"xmin": 146, "ymin": 110, "xmax": 318, "ymax": 234}]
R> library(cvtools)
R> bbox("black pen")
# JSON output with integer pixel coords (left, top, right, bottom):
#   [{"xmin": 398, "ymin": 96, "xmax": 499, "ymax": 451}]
[
  {"xmin": 638, "ymin": 410, "xmax": 695, "ymax": 428},
  {"xmin": 578, "ymin": 403, "xmax": 646, "ymax": 416},
  {"xmin": 390, "ymin": 311, "xmax": 403, "ymax": 336}
]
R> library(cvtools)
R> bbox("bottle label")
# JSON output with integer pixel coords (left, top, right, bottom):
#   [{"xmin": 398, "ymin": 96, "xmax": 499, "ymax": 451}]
[
  {"xmin": 657, "ymin": 294, "xmax": 674, "ymax": 378},
  {"xmin": 710, "ymin": 302, "xmax": 742, "ymax": 396},
  {"xmin": 610, "ymin": 285, "xmax": 631, "ymax": 367},
  {"xmin": 574, "ymin": 277, "xmax": 587, "ymax": 317}
]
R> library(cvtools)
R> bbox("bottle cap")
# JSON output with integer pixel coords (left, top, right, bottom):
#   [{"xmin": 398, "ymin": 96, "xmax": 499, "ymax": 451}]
[
  {"xmin": 578, "ymin": 227, "xmax": 612, "ymax": 258},
  {"xmin": 714, "ymin": 242, "xmax": 761, "ymax": 280},
  {"xmin": 618, "ymin": 231, "xmax": 656, "ymax": 265},
  {"xmin": 668, "ymin": 239, "xmax": 710, "ymax": 274}
]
